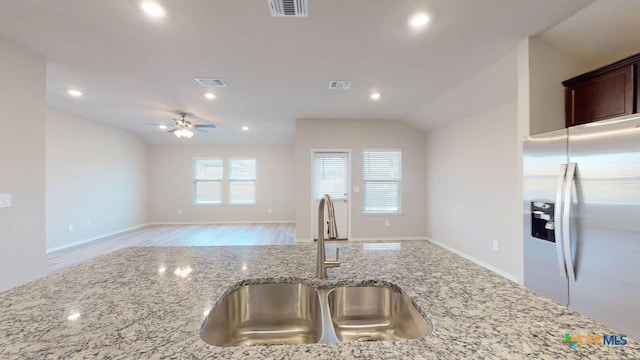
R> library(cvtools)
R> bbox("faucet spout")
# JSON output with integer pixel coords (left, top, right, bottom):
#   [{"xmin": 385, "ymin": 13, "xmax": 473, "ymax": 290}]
[{"xmin": 316, "ymin": 195, "xmax": 340, "ymax": 279}]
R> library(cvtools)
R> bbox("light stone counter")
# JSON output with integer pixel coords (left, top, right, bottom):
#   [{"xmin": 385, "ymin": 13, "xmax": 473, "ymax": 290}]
[{"xmin": 0, "ymin": 241, "xmax": 638, "ymax": 359}]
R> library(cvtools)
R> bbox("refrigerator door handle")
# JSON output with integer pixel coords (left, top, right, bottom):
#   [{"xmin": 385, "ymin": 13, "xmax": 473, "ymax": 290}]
[
  {"xmin": 562, "ymin": 162, "xmax": 577, "ymax": 282},
  {"xmin": 554, "ymin": 164, "xmax": 568, "ymax": 278}
]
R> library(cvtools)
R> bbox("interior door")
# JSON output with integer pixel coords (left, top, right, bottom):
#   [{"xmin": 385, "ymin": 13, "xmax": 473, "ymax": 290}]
[{"xmin": 313, "ymin": 152, "xmax": 348, "ymax": 240}]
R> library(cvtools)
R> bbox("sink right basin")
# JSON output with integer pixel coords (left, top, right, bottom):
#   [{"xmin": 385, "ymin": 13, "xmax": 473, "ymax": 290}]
[{"xmin": 327, "ymin": 286, "xmax": 431, "ymax": 342}]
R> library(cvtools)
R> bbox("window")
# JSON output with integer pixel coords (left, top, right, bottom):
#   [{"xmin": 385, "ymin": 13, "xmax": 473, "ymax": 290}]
[
  {"xmin": 228, "ymin": 158, "xmax": 256, "ymax": 204},
  {"xmin": 193, "ymin": 159, "xmax": 223, "ymax": 204},
  {"xmin": 363, "ymin": 150, "xmax": 401, "ymax": 213},
  {"xmin": 314, "ymin": 153, "xmax": 347, "ymax": 200}
]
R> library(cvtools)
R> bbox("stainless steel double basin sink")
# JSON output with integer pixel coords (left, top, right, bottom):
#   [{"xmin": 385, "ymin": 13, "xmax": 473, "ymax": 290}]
[{"xmin": 200, "ymin": 281, "xmax": 432, "ymax": 347}]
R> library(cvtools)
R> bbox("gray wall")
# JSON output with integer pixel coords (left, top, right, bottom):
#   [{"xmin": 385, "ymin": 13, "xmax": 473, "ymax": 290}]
[
  {"xmin": 0, "ymin": 37, "xmax": 46, "ymax": 291},
  {"xmin": 423, "ymin": 50, "xmax": 522, "ymax": 281},
  {"xmin": 295, "ymin": 119, "xmax": 427, "ymax": 241},
  {"xmin": 148, "ymin": 145, "xmax": 295, "ymax": 223},
  {"xmin": 46, "ymin": 109, "xmax": 149, "ymax": 251}
]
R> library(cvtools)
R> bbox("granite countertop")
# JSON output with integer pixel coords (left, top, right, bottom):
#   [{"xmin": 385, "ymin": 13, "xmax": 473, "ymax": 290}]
[{"xmin": 0, "ymin": 241, "xmax": 638, "ymax": 359}]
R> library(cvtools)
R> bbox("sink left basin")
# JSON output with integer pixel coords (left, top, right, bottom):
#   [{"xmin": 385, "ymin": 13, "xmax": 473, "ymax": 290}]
[{"xmin": 200, "ymin": 283, "xmax": 323, "ymax": 347}]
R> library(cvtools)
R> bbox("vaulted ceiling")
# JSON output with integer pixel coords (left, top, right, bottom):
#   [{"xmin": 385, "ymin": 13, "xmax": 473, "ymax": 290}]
[{"xmin": 0, "ymin": 0, "xmax": 593, "ymax": 144}]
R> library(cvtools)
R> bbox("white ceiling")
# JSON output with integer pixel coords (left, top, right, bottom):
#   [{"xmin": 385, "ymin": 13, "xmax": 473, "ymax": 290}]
[
  {"xmin": 539, "ymin": 0, "xmax": 640, "ymax": 73},
  {"xmin": 0, "ymin": 0, "xmax": 593, "ymax": 145}
]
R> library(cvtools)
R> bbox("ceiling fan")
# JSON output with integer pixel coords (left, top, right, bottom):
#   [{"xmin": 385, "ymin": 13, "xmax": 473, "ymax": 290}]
[{"xmin": 147, "ymin": 112, "xmax": 216, "ymax": 139}]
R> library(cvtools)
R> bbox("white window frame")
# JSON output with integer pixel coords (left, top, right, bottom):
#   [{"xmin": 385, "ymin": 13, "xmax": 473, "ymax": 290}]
[
  {"xmin": 228, "ymin": 158, "xmax": 257, "ymax": 205},
  {"xmin": 193, "ymin": 158, "xmax": 223, "ymax": 205},
  {"xmin": 362, "ymin": 149, "xmax": 402, "ymax": 214}
]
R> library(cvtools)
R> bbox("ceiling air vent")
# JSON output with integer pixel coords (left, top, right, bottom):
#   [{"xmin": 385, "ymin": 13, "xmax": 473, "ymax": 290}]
[
  {"xmin": 328, "ymin": 81, "xmax": 352, "ymax": 90},
  {"xmin": 268, "ymin": 0, "xmax": 308, "ymax": 17},
  {"xmin": 195, "ymin": 78, "xmax": 227, "ymax": 88}
]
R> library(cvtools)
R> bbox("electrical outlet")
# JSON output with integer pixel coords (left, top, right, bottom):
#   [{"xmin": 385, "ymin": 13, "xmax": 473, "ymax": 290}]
[
  {"xmin": 0, "ymin": 194, "xmax": 11, "ymax": 208},
  {"xmin": 177, "ymin": 209, "xmax": 182, "ymax": 215},
  {"xmin": 384, "ymin": 219, "xmax": 390, "ymax": 227},
  {"xmin": 86, "ymin": 221, "xmax": 91, "ymax": 228},
  {"xmin": 268, "ymin": 208, "xmax": 272, "ymax": 213},
  {"xmin": 68, "ymin": 224, "xmax": 74, "ymax": 232},
  {"xmin": 492, "ymin": 240, "xmax": 499, "ymax": 252}
]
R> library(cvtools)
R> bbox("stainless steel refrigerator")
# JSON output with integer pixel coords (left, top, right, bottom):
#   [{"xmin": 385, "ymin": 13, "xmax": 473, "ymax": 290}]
[{"xmin": 523, "ymin": 114, "xmax": 640, "ymax": 339}]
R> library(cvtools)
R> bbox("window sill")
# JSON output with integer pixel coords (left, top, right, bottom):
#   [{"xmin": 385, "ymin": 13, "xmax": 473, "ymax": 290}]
[
  {"xmin": 192, "ymin": 203, "xmax": 257, "ymax": 206},
  {"xmin": 361, "ymin": 212, "xmax": 403, "ymax": 216}
]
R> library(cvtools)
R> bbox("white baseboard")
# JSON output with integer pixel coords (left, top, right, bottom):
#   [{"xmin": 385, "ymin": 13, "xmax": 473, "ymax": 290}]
[
  {"xmin": 147, "ymin": 220, "xmax": 295, "ymax": 225},
  {"xmin": 427, "ymin": 237, "xmax": 520, "ymax": 284},
  {"xmin": 296, "ymin": 237, "xmax": 427, "ymax": 243},
  {"xmin": 46, "ymin": 223, "xmax": 149, "ymax": 253},
  {"xmin": 349, "ymin": 237, "xmax": 427, "ymax": 242}
]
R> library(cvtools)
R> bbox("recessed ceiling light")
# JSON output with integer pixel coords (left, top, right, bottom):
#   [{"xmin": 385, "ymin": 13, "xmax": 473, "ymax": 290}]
[
  {"xmin": 370, "ymin": 92, "xmax": 381, "ymax": 101},
  {"xmin": 67, "ymin": 89, "xmax": 83, "ymax": 97},
  {"xmin": 204, "ymin": 92, "xmax": 216, "ymax": 100},
  {"xmin": 408, "ymin": 13, "xmax": 430, "ymax": 28},
  {"xmin": 141, "ymin": 1, "xmax": 166, "ymax": 18},
  {"xmin": 159, "ymin": 124, "xmax": 167, "ymax": 130},
  {"xmin": 242, "ymin": 126, "xmax": 249, "ymax": 131}
]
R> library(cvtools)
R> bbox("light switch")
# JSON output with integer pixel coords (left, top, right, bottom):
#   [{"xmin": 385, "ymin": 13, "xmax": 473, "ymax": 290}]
[
  {"xmin": 0, "ymin": 194, "xmax": 11, "ymax": 208},
  {"xmin": 353, "ymin": 186, "xmax": 360, "ymax": 193}
]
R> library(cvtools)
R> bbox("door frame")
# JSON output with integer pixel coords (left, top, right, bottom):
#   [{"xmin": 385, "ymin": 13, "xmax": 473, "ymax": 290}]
[{"xmin": 310, "ymin": 149, "xmax": 352, "ymax": 241}]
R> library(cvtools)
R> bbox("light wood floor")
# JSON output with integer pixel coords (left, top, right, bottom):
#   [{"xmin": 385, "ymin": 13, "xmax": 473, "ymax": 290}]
[{"xmin": 46, "ymin": 223, "xmax": 296, "ymax": 275}]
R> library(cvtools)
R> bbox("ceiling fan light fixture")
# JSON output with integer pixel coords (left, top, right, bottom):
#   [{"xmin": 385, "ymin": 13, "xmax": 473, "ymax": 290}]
[{"xmin": 174, "ymin": 128, "xmax": 194, "ymax": 139}]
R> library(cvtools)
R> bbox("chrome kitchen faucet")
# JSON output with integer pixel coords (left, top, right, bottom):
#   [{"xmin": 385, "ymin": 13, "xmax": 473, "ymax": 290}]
[{"xmin": 316, "ymin": 195, "xmax": 340, "ymax": 278}]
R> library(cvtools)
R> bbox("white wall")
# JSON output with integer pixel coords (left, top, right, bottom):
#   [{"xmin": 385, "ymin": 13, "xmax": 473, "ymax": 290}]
[
  {"xmin": 295, "ymin": 119, "xmax": 427, "ymax": 241},
  {"xmin": 422, "ymin": 50, "xmax": 522, "ymax": 281},
  {"xmin": 426, "ymin": 101, "xmax": 520, "ymax": 280},
  {"xmin": 528, "ymin": 37, "xmax": 591, "ymax": 135},
  {"xmin": 148, "ymin": 145, "xmax": 295, "ymax": 223},
  {"xmin": 46, "ymin": 109, "xmax": 149, "ymax": 251},
  {"xmin": 0, "ymin": 37, "xmax": 46, "ymax": 291}
]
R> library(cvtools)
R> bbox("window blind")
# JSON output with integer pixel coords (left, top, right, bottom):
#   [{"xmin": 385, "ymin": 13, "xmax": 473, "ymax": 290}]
[
  {"xmin": 314, "ymin": 155, "xmax": 347, "ymax": 200},
  {"xmin": 363, "ymin": 150, "xmax": 401, "ymax": 213},
  {"xmin": 194, "ymin": 159, "xmax": 223, "ymax": 204},
  {"xmin": 229, "ymin": 159, "xmax": 256, "ymax": 204}
]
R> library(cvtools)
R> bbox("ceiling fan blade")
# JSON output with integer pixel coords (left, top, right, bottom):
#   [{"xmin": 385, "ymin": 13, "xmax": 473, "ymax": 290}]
[
  {"xmin": 192, "ymin": 127, "xmax": 208, "ymax": 134},
  {"xmin": 145, "ymin": 123, "xmax": 169, "ymax": 126},
  {"xmin": 193, "ymin": 124, "xmax": 216, "ymax": 128},
  {"xmin": 167, "ymin": 127, "xmax": 179, "ymax": 133}
]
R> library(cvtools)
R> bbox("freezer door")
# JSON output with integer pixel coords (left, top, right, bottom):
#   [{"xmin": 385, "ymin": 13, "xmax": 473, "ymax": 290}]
[
  {"xmin": 523, "ymin": 129, "xmax": 569, "ymax": 305},
  {"xmin": 567, "ymin": 114, "xmax": 640, "ymax": 339}
]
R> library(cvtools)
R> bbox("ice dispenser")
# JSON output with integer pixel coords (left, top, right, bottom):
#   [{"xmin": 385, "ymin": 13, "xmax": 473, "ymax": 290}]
[{"xmin": 531, "ymin": 201, "xmax": 555, "ymax": 242}]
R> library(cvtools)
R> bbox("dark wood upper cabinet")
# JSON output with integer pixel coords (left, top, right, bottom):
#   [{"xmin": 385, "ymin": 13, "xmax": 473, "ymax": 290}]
[{"xmin": 563, "ymin": 53, "xmax": 640, "ymax": 127}]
